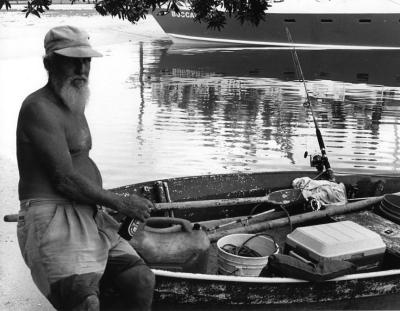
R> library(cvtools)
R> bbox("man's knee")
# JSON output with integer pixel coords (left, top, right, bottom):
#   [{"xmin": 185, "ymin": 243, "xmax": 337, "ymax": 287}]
[
  {"xmin": 69, "ymin": 294, "xmax": 99, "ymax": 311},
  {"xmin": 136, "ymin": 266, "xmax": 155, "ymax": 290},
  {"xmin": 117, "ymin": 266, "xmax": 155, "ymax": 307},
  {"xmin": 125, "ymin": 266, "xmax": 155, "ymax": 293}
]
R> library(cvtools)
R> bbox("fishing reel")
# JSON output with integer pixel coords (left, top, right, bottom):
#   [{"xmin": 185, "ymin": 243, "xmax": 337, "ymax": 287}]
[{"xmin": 304, "ymin": 151, "xmax": 324, "ymax": 172}]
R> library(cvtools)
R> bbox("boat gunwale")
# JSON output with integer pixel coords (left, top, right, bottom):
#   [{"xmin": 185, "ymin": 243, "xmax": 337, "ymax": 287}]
[
  {"xmin": 152, "ymin": 267, "xmax": 400, "ymax": 283},
  {"xmin": 113, "ymin": 169, "xmax": 400, "ymax": 190}
]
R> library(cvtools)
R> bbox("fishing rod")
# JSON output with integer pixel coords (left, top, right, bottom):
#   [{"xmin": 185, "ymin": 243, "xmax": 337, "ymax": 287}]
[{"xmin": 285, "ymin": 27, "xmax": 335, "ymax": 181}]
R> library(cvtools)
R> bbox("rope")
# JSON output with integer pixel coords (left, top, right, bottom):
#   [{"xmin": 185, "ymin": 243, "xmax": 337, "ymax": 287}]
[
  {"xmin": 249, "ymin": 203, "xmax": 263, "ymax": 216},
  {"xmin": 221, "ymin": 233, "xmax": 277, "ymax": 258},
  {"xmin": 278, "ymin": 204, "xmax": 293, "ymax": 232},
  {"xmin": 221, "ymin": 243, "xmax": 262, "ymax": 257}
]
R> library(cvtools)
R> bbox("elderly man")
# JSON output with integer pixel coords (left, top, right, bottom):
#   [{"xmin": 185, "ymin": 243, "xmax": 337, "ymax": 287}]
[{"xmin": 16, "ymin": 25, "xmax": 155, "ymax": 310}]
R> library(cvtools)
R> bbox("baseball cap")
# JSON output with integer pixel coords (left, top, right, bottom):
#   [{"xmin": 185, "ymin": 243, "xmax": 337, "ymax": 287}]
[{"xmin": 44, "ymin": 25, "xmax": 102, "ymax": 58}]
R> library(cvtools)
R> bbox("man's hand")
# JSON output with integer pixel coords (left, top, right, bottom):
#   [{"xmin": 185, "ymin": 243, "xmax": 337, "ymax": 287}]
[{"xmin": 118, "ymin": 194, "xmax": 154, "ymax": 221}]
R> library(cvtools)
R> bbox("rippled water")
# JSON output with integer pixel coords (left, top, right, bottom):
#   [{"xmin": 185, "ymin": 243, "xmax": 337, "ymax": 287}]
[
  {"xmin": 2, "ymin": 7, "xmax": 400, "ymax": 189},
  {"xmin": 136, "ymin": 44, "xmax": 400, "ymax": 182}
]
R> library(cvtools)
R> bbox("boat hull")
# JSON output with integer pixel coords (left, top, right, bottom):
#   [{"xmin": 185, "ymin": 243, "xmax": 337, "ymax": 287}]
[
  {"xmin": 153, "ymin": 269, "xmax": 400, "ymax": 307},
  {"xmin": 152, "ymin": 11, "xmax": 400, "ymax": 49},
  {"xmin": 108, "ymin": 170, "xmax": 400, "ymax": 307}
]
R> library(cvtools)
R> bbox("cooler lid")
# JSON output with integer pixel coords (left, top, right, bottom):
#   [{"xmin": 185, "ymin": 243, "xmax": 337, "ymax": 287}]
[{"xmin": 286, "ymin": 221, "xmax": 386, "ymax": 258}]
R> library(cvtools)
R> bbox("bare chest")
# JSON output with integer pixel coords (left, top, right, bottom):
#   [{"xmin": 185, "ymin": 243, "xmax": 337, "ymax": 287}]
[{"xmin": 65, "ymin": 114, "xmax": 92, "ymax": 154}]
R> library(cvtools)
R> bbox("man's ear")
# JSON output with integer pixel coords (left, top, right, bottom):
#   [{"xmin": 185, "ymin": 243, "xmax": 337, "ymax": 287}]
[
  {"xmin": 43, "ymin": 56, "xmax": 50, "ymax": 71},
  {"xmin": 43, "ymin": 54, "xmax": 56, "ymax": 72}
]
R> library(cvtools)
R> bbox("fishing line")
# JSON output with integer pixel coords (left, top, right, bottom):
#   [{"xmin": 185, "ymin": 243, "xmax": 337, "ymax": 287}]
[{"xmin": 285, "ymin": 27, "xmax": 335, "ymax": 181}]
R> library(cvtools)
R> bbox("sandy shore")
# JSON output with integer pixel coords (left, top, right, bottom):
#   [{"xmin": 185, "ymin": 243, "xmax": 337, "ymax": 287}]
[{"xmin": 0, "ymin": 155, "xmax": 54, "ymax": 310}]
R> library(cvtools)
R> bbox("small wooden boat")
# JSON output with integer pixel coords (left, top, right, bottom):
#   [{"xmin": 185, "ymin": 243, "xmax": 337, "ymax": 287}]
[{"xmin": 104, "ymin": 169, "xmax": 400, "ymax": 309}]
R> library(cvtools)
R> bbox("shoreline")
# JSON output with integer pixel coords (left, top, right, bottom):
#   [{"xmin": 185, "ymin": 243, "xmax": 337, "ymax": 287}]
[{"xmin": 0, "ymin": 155, "xmax": 54, "ymax": 310}]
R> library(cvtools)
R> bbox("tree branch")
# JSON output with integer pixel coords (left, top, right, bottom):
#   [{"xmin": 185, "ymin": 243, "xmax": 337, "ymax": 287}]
[{"xmin": 3, "ymin": 0, "xmax": 273, "ymax": 29}]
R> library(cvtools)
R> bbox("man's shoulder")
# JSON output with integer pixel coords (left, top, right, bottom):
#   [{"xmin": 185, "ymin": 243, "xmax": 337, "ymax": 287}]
[
  {"xmin": 22, "ymin": 85, "xmax": 55, "ymax": 108},
  {"xmin": 20, "ymin": 86, "xmax": 63, "ymax": 117},
  {"xmin": 18, "ymin": 86, "xmax": 65, "ymax": 130}
]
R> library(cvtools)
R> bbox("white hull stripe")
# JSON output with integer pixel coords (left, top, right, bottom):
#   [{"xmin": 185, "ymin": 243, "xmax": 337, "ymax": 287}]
[
  {"xmin": 168, "ymin": 33, "xmax": 400, "ymax": 50},
  {"xmin": 153, "ymin": 268, "xmax": 400, "ymax": 283}
]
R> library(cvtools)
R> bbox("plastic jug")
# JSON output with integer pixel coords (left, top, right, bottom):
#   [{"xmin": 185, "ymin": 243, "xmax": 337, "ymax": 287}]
[{"xmin": 129, "ymin": 217, "xmax": 210, "ymax": 273}]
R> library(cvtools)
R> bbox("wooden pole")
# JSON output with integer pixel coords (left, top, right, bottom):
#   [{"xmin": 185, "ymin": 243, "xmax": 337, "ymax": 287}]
[
  {"xmin": 2, "ymin": 194, "xmax": 284, "ymax": 223},
  {"xmin": 154, "ymin": 189, "xmax": 302, "ymax": 211},
  {"xmin": 3, "ymin": 214, "xmax": 18, "ymax": 222},
  {"xmin": 208, "ymin": 193, "xmax": 395, "ymax": 242},
  {"xmin": 154, "ymin": 196, "xmax": 271, "ymax": 210},
  {"xmin": 2, "ymin": 194, "xmax": 288, "ymax": 223}
]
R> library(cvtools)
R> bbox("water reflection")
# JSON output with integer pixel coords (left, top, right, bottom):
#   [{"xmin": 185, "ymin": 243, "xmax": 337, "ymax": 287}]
[
  {"xmin": 132, "ymin": 42, "xmax": 400, "ymax": 178},
  {"xmin": 3, "ymin": 10, "xmax": 400, "ymax": 188},
  {"xmin": 154, "ymin": 46, "xmax": 400, "ymax": 86}
]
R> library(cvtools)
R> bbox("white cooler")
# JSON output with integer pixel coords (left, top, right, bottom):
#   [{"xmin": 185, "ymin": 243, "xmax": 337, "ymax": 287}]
[{"xmin": 286, "ymin": 221, "xmax": 386, "ymax": 271}]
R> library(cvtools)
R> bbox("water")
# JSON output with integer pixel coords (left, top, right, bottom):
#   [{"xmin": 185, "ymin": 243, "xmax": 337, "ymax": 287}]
[{"xmin": 2, "ymin": 6, "xmax": 400, "ymax": 191}]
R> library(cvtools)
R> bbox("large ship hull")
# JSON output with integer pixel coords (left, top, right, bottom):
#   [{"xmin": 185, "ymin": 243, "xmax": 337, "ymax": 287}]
[{"xmin": 152, "ymin": 1, "xmax": 400, "ymax": 49}]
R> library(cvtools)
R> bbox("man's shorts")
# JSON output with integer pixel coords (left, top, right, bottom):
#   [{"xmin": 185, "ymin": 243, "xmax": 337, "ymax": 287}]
[{"xmin": 17, "ymin": 198, "xmax": 145, "ymax": 309}]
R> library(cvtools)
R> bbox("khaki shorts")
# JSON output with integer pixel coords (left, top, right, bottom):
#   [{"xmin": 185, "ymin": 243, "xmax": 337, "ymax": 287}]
[{"xmin": 17, "ymin": 198, "xmax": 145, "ymax": 309}]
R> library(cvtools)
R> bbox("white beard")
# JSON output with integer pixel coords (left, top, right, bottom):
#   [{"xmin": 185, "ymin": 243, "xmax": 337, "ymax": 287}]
[{"xmin": 52, "ymin": 76, "xmax": 90, "ymax": 114}]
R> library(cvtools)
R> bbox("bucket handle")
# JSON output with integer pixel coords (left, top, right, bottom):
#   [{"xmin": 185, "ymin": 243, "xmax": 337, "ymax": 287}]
[{"xmin": 144, "ymin": 217, "xmax": 193, "ymax": 233}]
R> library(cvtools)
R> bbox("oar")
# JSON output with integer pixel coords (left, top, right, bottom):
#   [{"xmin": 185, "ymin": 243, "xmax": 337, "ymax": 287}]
[
  {"xmin": 208, "ymin": 192, "xmax": 399, "ymax": 242},
  {"xmin": 155, "ymin": 188, "xmax": 303, "ymax": 211},
  {"xmin": 3, "ymin": 189, "xmax": 304, "ymax": 222}
]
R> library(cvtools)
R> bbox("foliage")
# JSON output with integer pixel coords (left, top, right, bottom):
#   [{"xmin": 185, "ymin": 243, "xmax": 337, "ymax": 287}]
[{"xmin": 1, "ymin": 0, "xmax": 273, "ymax": 29}]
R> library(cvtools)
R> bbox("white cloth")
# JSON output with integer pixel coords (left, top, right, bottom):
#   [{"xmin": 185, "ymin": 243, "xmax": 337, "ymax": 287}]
[{"xmin": 292, "ymin": 177, "xmax": 347, "ymax": 205}]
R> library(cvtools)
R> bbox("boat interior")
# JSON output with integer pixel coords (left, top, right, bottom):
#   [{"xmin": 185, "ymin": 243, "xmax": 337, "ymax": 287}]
[
  {"xmin": 162, "ymin": 203, "xmax": 400, "ymax": 276},
  {"xmin": 112, "ymin": 172, "xmax": 400, "ymax": 278}
]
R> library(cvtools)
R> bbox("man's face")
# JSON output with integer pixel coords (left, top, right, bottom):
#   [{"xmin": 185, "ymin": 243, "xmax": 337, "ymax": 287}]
[
  {"xmin": 49, "ymin": 54, "xmax": 92, "ymax": 113},
  {"xmin": 52, "ymin": 54, "xmax": 91, "ymax": 88}
]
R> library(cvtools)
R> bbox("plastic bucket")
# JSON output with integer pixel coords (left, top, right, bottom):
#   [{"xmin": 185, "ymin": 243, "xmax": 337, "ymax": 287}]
[
  {"xmin": 217, "ymin": 233, "xmax": 279, "ymax": 276},
  {"xmin": 379, "ymin": 194, "xmax": 400, "ymax": 224}
]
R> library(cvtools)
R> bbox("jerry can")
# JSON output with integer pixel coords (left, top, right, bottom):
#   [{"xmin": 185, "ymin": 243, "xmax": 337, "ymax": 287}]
[{"xmin": 129, "ymin": 217, "xmax": 210, "ymax": 273}]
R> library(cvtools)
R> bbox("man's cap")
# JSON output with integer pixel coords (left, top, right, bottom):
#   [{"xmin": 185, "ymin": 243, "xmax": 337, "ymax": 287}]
[{"xmin": 44, "ymin": 25, "xmax": 102, "ymax": 58}]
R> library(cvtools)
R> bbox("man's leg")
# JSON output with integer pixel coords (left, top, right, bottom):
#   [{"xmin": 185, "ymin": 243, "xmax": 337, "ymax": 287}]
[
  {"xmin": 113, "ymin": 265, "xmax": 155, "ymax": 311},
  {"xmin": 99, "ymin": 210, "xmax": 155, "ymax": 310},
  {"xmin": 101, "ymin": 235, "xmax": 155, "ymax": 311},
  {"xmin": 50, "ymin": 272, "xmax": 104, "ymax": 311},
  {"xmin": 17, "ymin": 201, "xmax": 108, "ymax": 311},
  {"xmin": 69, "ymin": 295, "xmax": 100, "ymax": 311}
]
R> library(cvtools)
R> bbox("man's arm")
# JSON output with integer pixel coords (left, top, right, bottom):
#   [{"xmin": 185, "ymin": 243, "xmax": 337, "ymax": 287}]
[{"xmin": 20, "ymin": 101, "xmax": 152, "ymax": 220}]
